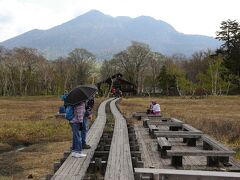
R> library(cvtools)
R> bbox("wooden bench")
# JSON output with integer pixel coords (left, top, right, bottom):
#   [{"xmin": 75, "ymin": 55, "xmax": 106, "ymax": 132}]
[
  {"xmin": 201, "ymin": 135, "xmax": 235, "ymax": 166},
  {"xmin": 167, "ymin": 150, "xmax": 235, "ymax": 167},
  {"xmin": 181, "ymin": 124, "xmax": 202, "ymax": 143},
  {"xmin": 157, "ymin": 137, "xmax": 171, "ymax": 158},
  {"xmin": 104, "ymin": 98, "xmax": 134, "ymax": 180},
  {"xmin": 182, "ymin": 124, "xmax": 202, "ymax": 133},
  {"xmin": 147, "ymin": 120, "xmax": 182, "ymax": 126},
  {"xmin": 132, "ymin": 111, "xmax": 162, "ymax": 120},
  {"xmin": 143, "ymin": 117, "xmax": 171, "ymax": 127},
  {"xmin": 142, "ymin": 118, "xmax": 150, "ymax": 127},
  {"xmin": 154, "ymin": 131, "xmax": 202, "ymax": 146},
  {"xmin": 148, "ymin": 124, "xmax": 159, "ymax": 137},
  {"xmin": 202, "ymin": 135, "xmax": 231, "ymax": 151},
  {"xmin": 169, "ymin": 118, "xmax": 184, "ymax": 131},
  {"xmin": 146, "ymin": 120, "xmax": 183, "ymax": 131},
  {"xmin": 134, "ymin": 168, "xmax": 240, "ymax": 180}
]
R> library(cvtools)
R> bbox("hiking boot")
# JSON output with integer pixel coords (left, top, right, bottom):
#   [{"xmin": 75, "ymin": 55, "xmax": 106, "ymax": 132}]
[
  {"xmin": 82, "ymin": 144, "xmax": 91, "ymax": 149},
  {"xmin": 72, "ymin": 152, "xmax": 87, "ymax": 158}
]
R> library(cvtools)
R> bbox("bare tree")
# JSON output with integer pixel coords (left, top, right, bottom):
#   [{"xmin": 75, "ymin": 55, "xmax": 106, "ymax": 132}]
[
  {"xmin": 68, "ymin": 48, "xmax": 96, "ymax": 86},
  {"xmin": 113, "ymin": 42, "xmax": 151, "ymax": 94}
]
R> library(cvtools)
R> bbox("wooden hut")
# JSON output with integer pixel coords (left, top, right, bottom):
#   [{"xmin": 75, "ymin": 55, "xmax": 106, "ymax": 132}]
[{"xmin": 97, "ymin": 73, "xmax": 136, "ymax": 96}]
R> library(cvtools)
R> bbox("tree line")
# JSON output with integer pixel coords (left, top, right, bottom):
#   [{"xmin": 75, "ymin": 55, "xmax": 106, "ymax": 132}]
[
  {"xmin": 0, "ymin": 48, "xmax": 96, "ymax": 96},
  {"xmin": 100, "ymin": 19, "xmax": 240, "ymax": 96},
  {"xmin": 0, "ymin": 19, "xmax": 239, "ymax": 96}
]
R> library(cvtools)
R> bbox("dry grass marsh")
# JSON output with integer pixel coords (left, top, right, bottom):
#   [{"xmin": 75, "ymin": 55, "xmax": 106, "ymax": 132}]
[
  {"xmin": 119, "ymin": 96, "xmax": 240, "ymax": 159},
  {"xmin": 0, "ymin": 96, "xmax": 102, "ymax": 180}
]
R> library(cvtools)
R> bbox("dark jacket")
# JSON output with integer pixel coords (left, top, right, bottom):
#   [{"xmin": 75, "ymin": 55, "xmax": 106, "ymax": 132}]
[{"xmin": 85, "ymin": 97, "xmax": 94, "ymax": 117}]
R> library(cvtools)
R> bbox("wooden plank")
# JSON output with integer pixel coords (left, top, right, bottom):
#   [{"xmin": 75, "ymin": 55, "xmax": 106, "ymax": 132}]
[
  {"xmin": 157, "ymin": 137, "xmax": 171, "ymax": 148},
  {"xmin": 133, "ymin": 112, "xmax": 162, "ymax": 119},
  {"xmin": 51, "ymin": 98, "xmax": 113, "ymax": 180},
  {"xmin": 167, "ymin": 150, "xmax": 235, "ymax": 156},
  {"xmin": 134, "ymin": 168, "xmax": 240, "ymax": 179},
  {"xmin": 202, "ymin": 135, "xmax": 234, "ymax": 151},
  {"xmin": 157, "ymin": 137, "xmax": 172, "ymax": 158},
  {"xmin": 182, "ymin": 124, "xmax": 202, "ymax": 133},
  {"xmin": 155, "ymin": 131, "xmax": 202, "ymax": 135},
  {"xmin": 147, "ymin": 121, "xmax": 183, "ymax": 126},
  {"xmin": 171, "ymin": 118, "xmax": 184, "ymax": 123},
  {"xmin": 154, "ymin": 132, "xmax": 202, "ymax": 138},
  {"xmin": 148, "ymin": 125, "xmax": 159, "ymax": 135},
  {"xmin": 104, "ymin": 98, "xmax": 134, "ymax": 180}
]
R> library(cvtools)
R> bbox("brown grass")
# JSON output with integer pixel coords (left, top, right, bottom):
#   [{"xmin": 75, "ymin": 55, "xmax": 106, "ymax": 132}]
[
  {"xmin": 119, "ymin": 96, "xmax": 240, "ymax": 159},
  {"xmin": 0, "ymin": 96, "xmax": 103, "ymax": 180}
]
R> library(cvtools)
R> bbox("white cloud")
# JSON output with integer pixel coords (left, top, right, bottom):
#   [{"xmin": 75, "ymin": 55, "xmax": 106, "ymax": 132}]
[{"xmin": 0, "ymin": 0, "xmax": 239, "ymax": 42}]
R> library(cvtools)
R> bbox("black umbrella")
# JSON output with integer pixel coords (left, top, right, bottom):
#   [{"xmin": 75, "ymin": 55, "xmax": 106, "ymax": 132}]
[{"xmin": 65, "ymin": 84, "xmax": 98, "ymax": 106}]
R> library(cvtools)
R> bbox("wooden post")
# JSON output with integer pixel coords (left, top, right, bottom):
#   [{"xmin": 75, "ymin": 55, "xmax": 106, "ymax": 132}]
[
  {"xmin": 169, "ymin": 126, "xmax": 180, "ymax": 131},
  {"xmin": 53, "ymin": 162, "xmax": 60, "ymax": 173},
  {"xmin": 207, "ymin": 156, "xmax": 219, "ymax": 166},
  {"xmin": 137, "ymin": 160, "xmax": 144, "ymax": 168},
  {"xmin": 132, "ymin": 157, "xmax": 137, "ymax": 167},
  {"xmin": 187, "ymin": 138, "xmax": 197, "ymax": 146},
  {"xmin": 95, "ymin": 158, "xmax": 102, "ymax": 172},
  {"xmin": 153, "ymin": 173, "xmax": 159, "ymax": 180},
  {"xmin": 171, "ymin": 156, "xmax": 183, "ymax": 167},
  {"xmin": 203, "ymin": 141, "xmax": 213, "ymax": 150},
  {"xmin": 64, "ymin": 151, "xmax": 70, "ymax": 159},
  {"xmin": 45, "ymin": 174, "xmax": 53, "ymax": 180}
]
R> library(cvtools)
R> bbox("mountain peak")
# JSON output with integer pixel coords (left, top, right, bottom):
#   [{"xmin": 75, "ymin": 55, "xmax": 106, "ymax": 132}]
[
  {"xmin": 136, "ymin": 15, "xmax": 156, "ymax": 21},
  {"xmin": 83, "ymin": 9, "xmax": 105, "ymax": 16}
]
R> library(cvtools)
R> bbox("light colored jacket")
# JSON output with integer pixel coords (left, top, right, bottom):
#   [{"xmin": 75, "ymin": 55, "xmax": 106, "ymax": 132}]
[{"xmin": 152, "ymin": 104, "xmax": 161, "ymax": 113}]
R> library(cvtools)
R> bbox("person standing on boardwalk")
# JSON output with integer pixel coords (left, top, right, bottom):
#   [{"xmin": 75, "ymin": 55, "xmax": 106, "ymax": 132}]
[
  {"xmin": 81, "ymin": 96, "xmax": 94, "ymax": 149},
  {"xmin": 70, "ymin": 102, "xmax": 87, "ymax": 158},
  {"xmin": 64, "ymin": 85, "xmax": 98, "ymax": 157}
]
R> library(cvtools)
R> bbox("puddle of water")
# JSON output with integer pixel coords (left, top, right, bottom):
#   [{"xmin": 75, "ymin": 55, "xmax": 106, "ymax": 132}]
[{"xmin": 15, "ymin": 146, "xmax": 26, "ymax": 152}]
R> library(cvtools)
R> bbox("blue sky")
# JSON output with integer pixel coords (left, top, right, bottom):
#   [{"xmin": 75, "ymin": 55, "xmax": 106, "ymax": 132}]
[{"xmin": 0, "ymin": 0, "xmax": 239, "ymax": 42}]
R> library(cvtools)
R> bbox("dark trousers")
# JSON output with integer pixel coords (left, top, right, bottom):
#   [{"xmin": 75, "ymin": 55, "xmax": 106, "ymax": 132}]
[
  {"xmin": 70, "ymin": 123, "xmax": 82, "ymax": 153},
  {"xmin": 81, "ymin": 116, "xmax": 89, "ymax": 146}
]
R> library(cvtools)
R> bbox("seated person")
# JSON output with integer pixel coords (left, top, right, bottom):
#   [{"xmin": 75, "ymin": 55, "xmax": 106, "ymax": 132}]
[
  {"xmin": 147, "ymin": 101, "xmax": 154, "ymax": 114},
  {"xmin": 152, "ymin": 101, "xmax": 161, "ymax": 115}
]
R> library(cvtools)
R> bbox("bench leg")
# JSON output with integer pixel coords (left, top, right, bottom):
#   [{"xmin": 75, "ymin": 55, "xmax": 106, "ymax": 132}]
[
  {"xmin": 187, "ymin": 138, "xmax": 196, "ymax": 146},
  {"xmin": 207, "ymin": 156, "xmax": 220, "ymax": 166},
  {"xmin": 169, "ymin": 126, "xmax": 179, "ymax": 131},
  {"xmin": 171, "ymin": 156, "xmax": 183, "ymax": 166},
  {"xmin": 160, "ymin": 149, "xmax": 167, "ymax": 158},
  {"xmin": 143, "ymin": 120, "xmax": 148, "ymax": 127},
  {"xmin": 150, "ymin": 129, "xmax": 158, "ymax": 138},
  {"xmin": 203, "ymin": 142, "xmax": 213, "ymax": 150},
  {"xmin": 219, "ymin": 156, "xmax": 231, "ymax": 166},
  {"xmin": 157, "ymin": 144, "xmax": 165, "ymax": 157},
  {"xmin": 207, "ymin": 156, "xmax": 227, "ymax": 166}
]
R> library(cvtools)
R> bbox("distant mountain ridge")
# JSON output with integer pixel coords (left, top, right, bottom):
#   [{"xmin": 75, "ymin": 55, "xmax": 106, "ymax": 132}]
[{"xmin": 0, "ymin": 10, "xmax": 221, "ymax": 60}]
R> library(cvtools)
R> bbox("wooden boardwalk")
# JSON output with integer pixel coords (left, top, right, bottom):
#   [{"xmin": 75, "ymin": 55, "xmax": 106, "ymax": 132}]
[
  {"xmin": 134, "ymin": 121, "xmax": 240, "ymax": 171},
  {"xmin": 51, "ymin": 98, "xmax": 113, "ymax": 180},
  {"xmin": 104, "ymin": 98, "xmax": 134, "ymax": 180},
  {"xmin": 49, "ymin": 100, "xmax": 240, "ymax": 179}
]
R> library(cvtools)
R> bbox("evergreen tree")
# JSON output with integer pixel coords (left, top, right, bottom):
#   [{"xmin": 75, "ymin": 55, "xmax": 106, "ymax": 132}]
[
  {"xmin": 157, "ymin": 65, "xmax": 175, "ymax": 95},
  {"xmin": 216, "ymin": 19, "xmax": 240, "ymax": 77}
]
